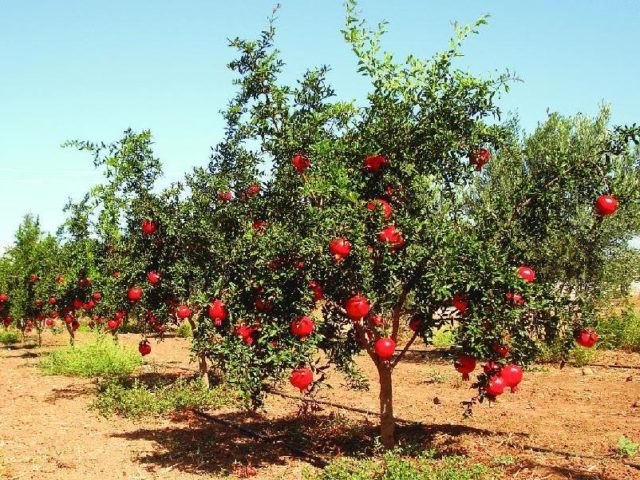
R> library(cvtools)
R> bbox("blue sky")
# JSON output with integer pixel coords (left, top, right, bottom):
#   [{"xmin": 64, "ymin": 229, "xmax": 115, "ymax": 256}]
[{"xmin": 1, "ymin": 1, "xmax": 639, "ymax": 248}]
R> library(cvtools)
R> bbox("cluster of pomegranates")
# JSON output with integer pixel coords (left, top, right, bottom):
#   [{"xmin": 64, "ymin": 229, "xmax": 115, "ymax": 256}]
[{"xmin": 454, "ymin": 355, "xmax": 523, "ymax": 399}]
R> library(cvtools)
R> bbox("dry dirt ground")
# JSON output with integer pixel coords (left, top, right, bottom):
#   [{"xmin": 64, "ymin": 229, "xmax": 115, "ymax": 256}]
[{"xmin": 1, "ymin": 331, "xmax": 639, "ymax": 480}]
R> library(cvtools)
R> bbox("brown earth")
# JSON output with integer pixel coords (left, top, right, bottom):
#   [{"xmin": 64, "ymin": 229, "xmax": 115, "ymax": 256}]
[{"xmin": 1, "ymin": 331, "xmax": 639, "ymax": 479}]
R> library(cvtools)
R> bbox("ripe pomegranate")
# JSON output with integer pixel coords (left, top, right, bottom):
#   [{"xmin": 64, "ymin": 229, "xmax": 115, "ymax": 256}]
[
  {"xmin": 454, "ymin": 355, "xmax": 476, "ymax": 380},
  {"xmin": 218, "ymin": 191, "xmax": 233, "ymax": 202},
  {"xmin": 366, "ymin": 199, "xmax": 392, "ymax": 220},
  {"xmin": 128, "ymin": 287, "xmax": 143, "ymax": 302},
  {"xmin": 48, "ymin": 296, "xmax": 57, "ymax": 305},
  {"xmin": 291, "ymin": 316, "xmax": 315, "ymax": 339},
  {"xmin": 378, "ymin": 225, "xmax": 405, "ymax": 250},
  {"xmin": 78, "ymin": 277, "xmax": 91, "ymax": 288},
  {"xmin": 364, "ymin": 154, "xmax": 388, "ymax": 173},
  {"xmin": 483, "ymin": 361, "xmax": 500, "ymax": 375},
  {"xmin": 45, "ymin": 318, "xmax": 55, "ymax": 327},
  {"xmin": 208, "ymin": 299, "xmax": 228, "ymax": 325},
  {"xmin": 452, "ymin": 293, "xmax": 469, "ymax": 315},
  {"xmin": 517, "ymin": 266, "xmax": 535, "ymax": 282},
  {"xmin": 409, "ymin": 317, "xmax": 423, "ymax": 332},
  {"xmin": 55, "ymin": 275, "xmax": 65, "ymax": 284},
  {"xmin": 235, "ymin": 323, "xmax": 258, "ymax": 345},
  {"xmin": 345, "ymin": 295, "xmax": 370, "ymax": 320},
  {"xmin": 3, "ymin": 316, "xmax": 12, "ymax": 326},
  {"xmin": 71, "ymin": 320, "xmax": 80, "ymax": 332},
  {"xmin": 0, "ymin": 293, "xmax": 8, "ymax": 303},
  {"xmin": 505, "ymin": 291, "xmax": 525, "ymax": 306},
  {"xmin": 142, "ymin": 219, "xmax": 157, "ymax": 235},
  {"xmin": 83, "ymin": 300, "xmax": 96, "ymax": 311},
  {"xmin": 292, "ymin": 154, "xmax": 311, "ymax": 173},
  {"xmin": 107, "ymin": 319, "xmax": 119, "ymax": 330},
  {"xmin": 290, "ymin": 367, "xmax": 313, "ymax": 392},
  {"xmin": 575, "ymin": 328, "xmax": 598, "ymax": 348},
  {"xmin": 370, "ymin": 315, "xmax": 384, "ymax": 327},
  {"xmin": 115, "ymin": 310, "xmax": 126, "ymax": 321},
  {"xmin": 37, "ymin": 313, "xmax": 45, "ymax": 321},
  {"xmin": 252, "ymin": 220, "xmax": 267, "ymax": 233},
  {"xmin": 329, "ymin": 237, "xmax": 352, "ymax": 261},
  {"xmin": 176, "ymin": 305, "xmax": 191, "ymax": 320},
  {"xmin": 486, "ymin": 375, "xmax": 505, "ymax": 398},
  {"xmin": 255, "ymin": 298, "xmax": 274, "ymax": 314},
  {"xmin": 35, "ymin": 299, "xmax": 43, "ymax": 308},
  {"xmin": 500, "ymin": 364, "xmax": 523, "ymax": 393},
  {"xmin": 469, "ymin": 148, "xmax": 491, "ymax": 171},
  {"xmin": 92, "ymin": 292, "xmax": 102, "ymax": 301},
  {"xmin": 146, "ymin": 271, "xmax": 161, "ymax": 285},
  {"xmin": 595, "ymin": 194, "xmax": 618, "ymax": 216},
  {"xmin": 492, "ymin": 341, "xmax": 510, "ymax": 358},
  {"xmin": 30, "ymin": 274, "xmax": 39, "ymax": 283},
  {"xmin": 375, "ymin": 338, "xmax": 396, "ymax": 360},
  {"xmin": 64, "ymin": 314, "xmax": 74, "ymax": 325},
  {"xmin": 308, "ymin": 281, "xmax": 324, "ymax": 303},
  {"xmin": 139, "ymin": 341, "xmax": 152, "ymax": 356},
  {"xmin": 50, "ymin": 311, "xmax": 59, "ymax": 319},
  {"xmin": 72, "ymin": 298, "xmax": 84, "ymax": 310},
  {"xmin": 113, "ymin": 271, "xmax": 120, "ymax": 279},
  {"xmin": 245, "ymin": 183, "xmax": 261, "ymax": 198}
]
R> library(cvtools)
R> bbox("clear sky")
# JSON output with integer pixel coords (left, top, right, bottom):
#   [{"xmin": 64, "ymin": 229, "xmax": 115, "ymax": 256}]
[{"xmin": 1, "ymin": 1, "xmax": 639, "ymax": 248}]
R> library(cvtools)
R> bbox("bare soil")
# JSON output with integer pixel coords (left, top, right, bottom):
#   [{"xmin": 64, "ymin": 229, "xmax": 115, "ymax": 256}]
[{"xmin": 1, "ymin": 331, "xmax": 639, "ymax": 479}]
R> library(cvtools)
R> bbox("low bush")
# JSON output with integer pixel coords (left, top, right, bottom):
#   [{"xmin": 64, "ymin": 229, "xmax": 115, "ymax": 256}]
[
  {"xmin": 0, "ymin": 329, "xmax": 20, "ymax": 346},
  {"xmin": 92, "ymin": 376, "xmax": 236, "ymax": 418},
  {"xmin": 597, "ymin": 309, "xmax": 640, "ymax": 352},
  {"xmin": 39, "ymin": 337, "xmax": 141, "ymax": 377},
  {"xmin": 431, "ymin": 326, "xmax": 455, "ymax": 348},
  {"xmin": 306, "ymin": 451, "xmax": 498, "ymax": 480},
  {"xmin": 176, "ymin": 321, "xmax": 193, "ymax": 338}
]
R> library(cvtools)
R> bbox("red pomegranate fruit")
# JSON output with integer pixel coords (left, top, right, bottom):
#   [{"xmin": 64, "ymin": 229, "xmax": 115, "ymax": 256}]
[
  {"xmin": 595, "ymin": 194, "xmax": 618, "ymax": 216},
  {"xmin": 366, "ymin": 199, "xmax": 392, "ymax": 220},
  {"xmin": 290, "ymin": 367, "xmax": 313, "ymax": 392},
  {"xmin": 486, "ymin": 375, "xmax": 505, "ymax": 398},
  {"xmin": 505, "ymin": 292, "xmax": 525, "ymax": 306},
  {"xmin": 575, "ymin": 328, "xmax": 598, "ymax": 348},
  {"xmin": 208, "ymin": 299, "xmax": 228, "ymax": 325},
  {"xmin": 378, "ymin": 225, "xmax": 405, "ymax": 250},
  {"xmin": 176, "ymin": 305, "xmax": 191, "ymax": 320},
  {"xmin": 308, "ymin": 281, "xmax": 324, "ymax": 303},
  {"xmin": 139, "ymin": 341, "xmax": 151, "ymax": 356},
  {"xmin": 291, "ymin": 316, "xmax": 315, "ymax": 339},
  {"xmin": 452, "ymin": 293, "xmax": 469, "ymax": 315},
  {"xmin": 454, "ymin": 355, "xmax": 476, "ymax": 380},
  {"xmin": 147, "ymin": 271, "xmax": 161, "ymax": 285},
  {"xmin": 375, "ymin": 338, "xmax": 396, "ymax": 360},
  {"xmin": 500, "ymin": 364, "xmax": 523, "ymax": 393},
  {"xmin": 128, "ymin": 287, "xmax": 143, "ymax": 302},
  {"xmin": 364, "ymin": 154, "xmax": 388, "ymax": 173},
  {"xmin": 292, "ymin": 154, "xmax": 311, "ymax": 173},
  {"xmin": 345, "ymin": 295, "xmax": 370, "ymax": 321},
  {"xmin": 470, "ymin": 148, "xmax": 491, "ymax": 171},
  {"xmin": 142, "ymin": 219, "xmax": 157, "ymax": 235},
  {"xmin": 329, "ymin": 237, "xmax": 352, "ymax": 261},
  {"xmin": 517, "ymin": 266, "xmax": 535, "ymax": 282},
  {"xmin": 218, "ymin": 191, "xmax": 233, "ymax": 203}
]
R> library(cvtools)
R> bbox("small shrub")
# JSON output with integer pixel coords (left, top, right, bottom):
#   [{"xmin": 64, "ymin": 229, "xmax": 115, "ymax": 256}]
[
  {"xmin": 176, "ymin": 321, "xmax": 193, "ymax": 338},
  {"xmin": 39, "ymin": 337, "xmax": 141, "ymax": 377},
  {"xmin": 616, "ymin": 436, "xmax": 640, "ymax": 458},
  {"xmin": 570, "ymin": 345, "xmax": 599, "ymax": 367},
  {"xmin": 0, "ymin": 329, "xmax": 20, "ymax": 346},
  {"xmin": 597, "ymin": 309, "xmax": 640, "ymax": 352},
  {"xmin": 306, "ymin": 451, "xmax": 498, "ymax": 480},
  {"xmin": 92, "ymin": 376, "xmax": 236, "ymax": 418},
  {"xmin": 431, "ymin": 326, "xmax": 455, "ymax": 348}
]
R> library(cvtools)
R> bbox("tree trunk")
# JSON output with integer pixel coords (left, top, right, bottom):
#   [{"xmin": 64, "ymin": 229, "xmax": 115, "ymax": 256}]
[
  {"xmin": 198, "ymin": 353, "xmax": 210, "ymax": 388},
  {"xmin": 377, "ymin": 361, "xmax": 396, "ymax": 449}
]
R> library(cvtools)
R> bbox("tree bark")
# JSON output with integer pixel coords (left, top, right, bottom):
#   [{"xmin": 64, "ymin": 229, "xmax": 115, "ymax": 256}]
[
  {"xmin": 198, "ymin": 353, "xmax": 210, "ymax": 388},
  {"xmin": 377, "ymin": 361, "xmax": 395, "ymax": 449}
]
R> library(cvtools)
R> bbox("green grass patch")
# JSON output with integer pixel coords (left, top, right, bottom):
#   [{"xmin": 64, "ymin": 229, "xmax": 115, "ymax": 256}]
[
  {"xmin": 39, "ymin": 337, "xmax": 141, "ymax": 377},
  {"xmin": 0, "ymin": 329, "xmax": 20, "ymax": 346},
  {"xmin": 306, "ymin": 451, "xmax": 499, "ymax": 480},
  {"xmin": 92, "ymin": 375, "xmax": 236, "ymax": 418}
]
